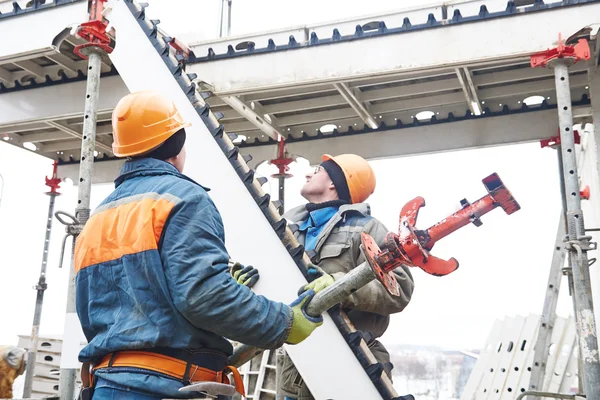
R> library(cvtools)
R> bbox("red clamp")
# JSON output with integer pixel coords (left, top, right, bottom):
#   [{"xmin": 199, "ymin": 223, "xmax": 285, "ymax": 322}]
[
  {"xmin": 360, "ymin": 173, "xmax": 520, "ymax": 295},
  {"xmin": 540, "ymin": 129, "xmax": 581, "ymax": 148},
  {"xmin": 73, "ymin": 0, "xmax": 113, "ymax": 60},
  {"xmin": 45, "ymin": 161, "xmax": 62, "ymax": 196},
  {"xmin": 168, "ymin": 37, "xmax": 191, "ymax": 63},
  {"xmin": 269, "ymin": 139, "xmax": 294, "ymax": 179},
  {"xmin": 581, "ymin": 185, "xmax": 590, "ymax": 200},
  {"xmin": 530, "ymin": 34, "xmax": 590, "ymax": 68}
]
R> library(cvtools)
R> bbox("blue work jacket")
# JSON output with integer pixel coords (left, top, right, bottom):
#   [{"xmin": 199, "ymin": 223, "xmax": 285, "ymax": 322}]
[{"xmin": 74, "ymin": 158, "xmax": 292, "ymax": 397}]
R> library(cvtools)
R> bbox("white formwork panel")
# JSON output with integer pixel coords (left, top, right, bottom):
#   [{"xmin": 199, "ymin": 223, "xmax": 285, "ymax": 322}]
[
  {"xmin": 32, "ymin": 363, "xmax": 61, "ymax": 380},
  {"xmin": 497, "ymin": 314, "xmax": 540, "ymax": 399},
  {"xmin": 102, "ymin": 1, "xmax": 383, "ymax": 399},
  {"xmin": 31, "ymin": 376, "xmax": 60, "ymax": 395},
  {"xmin": 558, "ymin": 341, "xmax": 580, "ymax": 394},
  {"xmin": 487, "ymin": 315, "xmax": 527, "ymax": 398},
  {"xmin": 546, "ymin": 317, "xmax": 577, "ymax": 394},
  {"xmin": 543, "ymin": 316, "xmax": 573, "ymax": 392},
  {"xmin": 462, "ymin": 318, "xmax": 516, "ymax": 399},
  {"xmin": 461, "ymin": 319, "xmax": 504, "ymax": 400},
  {"xmin": 18, "ymin": 335, "xmax": 63, "ymax": 355},
  {"xmin": 36, "ymin": 351, "xmax": 61, "ymax": 367},
  {"xmin": 484, "ymin": 316, "xmax": 526, "ymax": 399},
  {"xmin": 463, "ymin": 315, "xmax": 579, "ymax": 399}
]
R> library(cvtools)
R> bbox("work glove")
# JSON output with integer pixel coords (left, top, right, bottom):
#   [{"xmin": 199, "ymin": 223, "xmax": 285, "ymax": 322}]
[
  {"xmin": 302, "ymin": 264, "xmax": 334, "ymax": 294},
  {"xmin": 286, "ymin": 269, "xmax": 335, "ymax": 345},
  {"xmin": 228, "ymin": 260, "xmax": 260, "ymax": 289},
  {"xmin": 286, "ymin": 289, "xmax": 323, "ymax": 345}
]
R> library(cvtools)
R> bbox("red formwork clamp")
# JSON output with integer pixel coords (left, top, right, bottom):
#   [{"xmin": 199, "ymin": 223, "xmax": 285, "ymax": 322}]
[
  {"xmin": 168, "ymin": 37, "xmax": 192, "ymax": 64},
  {"xmin": 540, "ymin": 128, "xmax": 581, "ymax": 148},
  {"xmin": 73, "ymin": 0, "xmax": 113, "ymax": 60},
  {"xmin": 530, "ymin": 33, "xmax": 590, "ymax": 68},
  {"xmin": 45, "ymin": 160, "xmax": 62, "ymax": 196},
  {"xmin": 270, "ymin": 138, "xmax": 294, "ymax": 179},
  {"xmin": 581, "ymin": 185, "xmax": 591, "ymax": 200}
]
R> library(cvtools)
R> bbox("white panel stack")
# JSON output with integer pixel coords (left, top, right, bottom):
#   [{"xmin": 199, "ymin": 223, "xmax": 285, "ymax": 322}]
[
  {"xmin": 461, "ymin": 314, "xmax": 579, "ymax": 399},
  {"xmin": 18, "ymin": 335, "xmax": 82, "ymax": 398}
]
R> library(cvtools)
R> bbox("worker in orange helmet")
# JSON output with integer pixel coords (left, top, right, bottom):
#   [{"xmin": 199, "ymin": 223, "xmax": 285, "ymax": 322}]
[
  {"xmin": 73, "ymin": 91, "xmax": 332, "ymax": 400},
  {"xmin": 279, "ymin": 154, "xmax": 415, "ymax": 400}
]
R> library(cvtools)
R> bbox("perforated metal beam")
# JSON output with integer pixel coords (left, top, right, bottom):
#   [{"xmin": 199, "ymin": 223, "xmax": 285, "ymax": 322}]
[
  {"xmin": 240, "ymin": 107, "xmax": 570, "ymax": 168},
  {"xmin": 0, "ymin": 75, "xmax": 127, "ymax": 126},
  {"xmin": 219, "ymin": 95, "xmax": 284, "ymax": 141},
  {"xmin": 187, "ymin": 3, "xmax": 600, "ymax": 95},
  {"xmin": 333, "ymin": 82, "xmax": 378, "ymax": 129},
  {"xmin": 0, "ymin": 1, "xmax": 87, "ymax": 63}
]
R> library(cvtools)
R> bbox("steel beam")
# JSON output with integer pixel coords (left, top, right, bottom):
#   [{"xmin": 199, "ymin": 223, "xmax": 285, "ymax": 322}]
[
  {"xmin": 46, "ymin": 53, "xmax": 82, "ymax": 75},
  {"xmin": 333, "ymin": 82, "xmax": 378, "ymax": 129},
  {"xmin": 0, "ymin": 75, "xmax": 127, "ymax": 126},
  {"xmin": 464, "ymin": 68, "xmax": 482, "ymax": 115},
  {"xmin": 186, "ymin": 3, "xmax": 600, "ymax": 95},
  {"xmin": 45, "ymin": 121, "xmax": 113, "ymax": 153},
  {"xmin": 14, "ymin": 60, "xmax": 45, "ymax": 79},
  {"xmin": 0, "ymin": 66, "xmax": 13, "ymax": 84},
  {"xmin": 240, "ymin": 107, "xmax": 563, "ymax": 168},
  {"xmin": 0, "ymin": 1, "xmax": 87, "ymax": 63},
  {"xmin": 219, "ymin": 95, "xmax": 284, "ymax": 141}
]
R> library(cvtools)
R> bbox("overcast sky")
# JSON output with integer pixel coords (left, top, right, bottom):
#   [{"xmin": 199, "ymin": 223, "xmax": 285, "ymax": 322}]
[{"xmin": 0, "ymin": 0, "xmax": 590, "ymax": 357}]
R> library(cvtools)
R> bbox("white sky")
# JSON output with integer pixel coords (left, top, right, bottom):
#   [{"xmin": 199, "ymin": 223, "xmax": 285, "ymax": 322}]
[{"xmin": 0, "ymin": 0, "xmax": 587, "ymax": 354}]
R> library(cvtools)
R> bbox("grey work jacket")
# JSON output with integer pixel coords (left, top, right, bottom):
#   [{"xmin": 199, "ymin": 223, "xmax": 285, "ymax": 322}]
[{"xmin": 284, "ymin": 203, "xmax": 414, "ymax": 338}]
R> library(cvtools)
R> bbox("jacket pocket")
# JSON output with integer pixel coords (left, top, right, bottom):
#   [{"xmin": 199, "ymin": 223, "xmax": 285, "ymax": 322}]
[{"xmin": 317, "ymin": 243, "xmax": 350, "ymax": 261}]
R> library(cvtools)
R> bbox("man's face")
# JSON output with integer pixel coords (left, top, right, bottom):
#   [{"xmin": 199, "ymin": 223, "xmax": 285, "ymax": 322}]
[{"xmin": 300, "ymin": 165, "xmax": 336, "ymax": 200}]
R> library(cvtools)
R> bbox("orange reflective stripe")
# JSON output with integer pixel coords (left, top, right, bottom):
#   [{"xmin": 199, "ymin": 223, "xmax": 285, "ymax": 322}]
[
  {"xmin": 93, "ymin": 351, "xmax": 219, "ymax": 382},
  {"xmin": 74, "ymin": 194, "xmax": 178, "ymax": 273},
  {"xmin": 92, "ymin": 351, "xmax": 246, "ymax": 396}
]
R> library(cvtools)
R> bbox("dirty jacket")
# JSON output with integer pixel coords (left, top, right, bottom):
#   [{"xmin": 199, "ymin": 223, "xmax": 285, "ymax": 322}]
[
  {"xmin": 74, "ymin": 158, "xmax": 293, "ymax": 397},
  {"xmin": 280, "ymin": 203, "xmax": 414, "ymax": 399},
  {"xmin": 284, "ymin": 202, "xmax": 414, "ymax": 338}
]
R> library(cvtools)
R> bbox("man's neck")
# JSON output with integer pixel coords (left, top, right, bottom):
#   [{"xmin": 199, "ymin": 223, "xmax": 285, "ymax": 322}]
[{"xmin": 305, "ymin": 199, "xmax": 348, "ymax": 212}]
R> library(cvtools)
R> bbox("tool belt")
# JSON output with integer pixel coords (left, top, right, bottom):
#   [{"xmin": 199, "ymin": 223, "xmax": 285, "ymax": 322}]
[{"xmin": 84, "ymin": 350, "xmax": 245, "ymax": 397}]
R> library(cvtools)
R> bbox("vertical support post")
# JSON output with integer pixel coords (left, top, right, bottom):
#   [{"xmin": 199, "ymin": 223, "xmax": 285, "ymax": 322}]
[
  {"xmin": 58, "ymin": 50, "xmax": 102, "ymax": 400},
  {"xmin": 270, "ymin": 139, "xmax": 293, "ymax": 216},
  {"xmin": 552, "ymin": 59, "xmax": 600, "ymax": 398},
  {"xmin": 23, "ymin": 163, "xmax": 61, "ymax": 397},
  {"xmin": 278, "ymin": 176, "xmax": 285, "ymax": 215}
]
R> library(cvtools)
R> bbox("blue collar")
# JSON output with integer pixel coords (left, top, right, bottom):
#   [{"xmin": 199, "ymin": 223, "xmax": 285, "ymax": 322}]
[
  {"xmin": 114, "ymin": 158, "xmax": 210, "ymax": 191},
  {"xmin": 299, "ymin": 206, "xmax": 339, "ymax": 231}
]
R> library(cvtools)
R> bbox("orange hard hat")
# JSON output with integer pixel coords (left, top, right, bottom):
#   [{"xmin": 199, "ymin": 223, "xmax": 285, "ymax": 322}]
[
  {"xmin": 111, "ymin": 91, "xmax": 191, "ymax": 157},
  {"xmin": 322, "ymin": 154, "xmax": 376, "ymax": 203}
]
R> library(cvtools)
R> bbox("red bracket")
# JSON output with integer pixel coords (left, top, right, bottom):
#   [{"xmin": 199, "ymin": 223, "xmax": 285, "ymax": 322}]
[
  {"xmin": 540, "ymin": 129, "xmax": 581, "ymax": 148},
  {"xmin": 73, "ymin": 0, "xmax": 113, "ymax": 60},
  {"xmin": 168, "ymin": 37, "xmax": 191, "ymax": 64},
  {"xmin": 269, "ymin": 139, "xmax": 294, "ymax": 179},
  {"xmin": 530, "ymin": 34, "xmax": 590, "ymax": 68},
  {"xmin": 581, "ymin": 185, "xmax": 590, "ymax": 200},
  {"xmin": 45, "ymin": 161, "xmax": 62, "ymax": 196},
  {"xmin": 360, "ymin": 173, "xmax": 520, "ymax": 295}
]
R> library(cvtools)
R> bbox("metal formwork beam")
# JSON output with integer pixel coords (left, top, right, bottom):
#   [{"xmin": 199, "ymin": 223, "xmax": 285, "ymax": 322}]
[
  {"xmin": 220, "ymin": 95, "xmax": 284, "ymax": 141},
  {"xmin": 186, "ymin": 3, "xmax": 600, "ymax": 95},
  {"xmin": 0, "ymin": 75, "xmax": 127, "ymax": 126},
  {"xmin": 240, "ymin": 107, "xmax": 563, "ymax": 168},
  {"xmin": 0, "ymin": 1, "xmax": 87, "ymax": 63},
  {"xmin": 333, "ymin": 82, "xmax": 378, "ymax": 129}
]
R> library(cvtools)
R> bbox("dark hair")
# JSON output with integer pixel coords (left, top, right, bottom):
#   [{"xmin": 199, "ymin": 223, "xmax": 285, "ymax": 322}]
[{"xmin": 145, "ymin": 128, "xmax": 186, "ymax": 160}]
